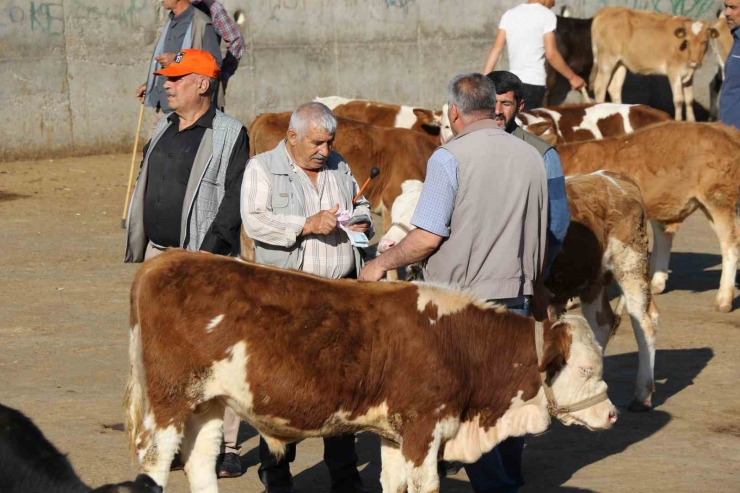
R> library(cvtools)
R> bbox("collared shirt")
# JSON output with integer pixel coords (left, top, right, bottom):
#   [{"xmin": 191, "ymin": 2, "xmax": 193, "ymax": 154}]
[
  {"xmin": 241, "ymin": 149, "xmax": 371, "ymax": 279},
  {"xmin": 412, "ymin": 138, "xmax": 567, "ymax": 278},
  {"xmin": 142, "ymin": 106, "xmax": 249, "ymax": 254},
  {"xmin": 720, "ymin": 28, "xmax": 740, "ymax": 129},
  {"xmin": 191, "ymin": 0, "xmax": 245, "ymax": 81},
  {"xmin": 150, "ymin": 5, "xmax": 223, "ymax": 112}
]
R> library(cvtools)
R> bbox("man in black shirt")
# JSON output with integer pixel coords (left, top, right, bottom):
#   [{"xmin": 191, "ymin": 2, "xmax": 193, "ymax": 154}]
[{"xmin": 125, "ymin": 48, "xmax": 247, "ymax": 261}]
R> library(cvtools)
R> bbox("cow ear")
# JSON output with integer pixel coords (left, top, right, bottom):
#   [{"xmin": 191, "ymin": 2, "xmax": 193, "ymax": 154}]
[
  {"xmin": 538, "ymin": 320, "xmax": 572, "ymax": 377},
  {"xmin": 675, "ymin": 27, "xmax": 686, "ymax": 38},
  {"xmin": 525, "ymin": 121, "xmax": 553, "ymax": 137},
  {"xmin": 710, "ymin": 28, "xmax": 720, "ymax": 39},
  {"xmin": 413, "ymin": 108, "xmax": 436, "ymax": 125}
]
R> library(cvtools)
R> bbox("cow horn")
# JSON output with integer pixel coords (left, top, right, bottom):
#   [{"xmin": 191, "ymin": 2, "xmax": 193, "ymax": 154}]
[{"xmin": 674, "ymin": 27, "xmax": 686, "ymax": 38}]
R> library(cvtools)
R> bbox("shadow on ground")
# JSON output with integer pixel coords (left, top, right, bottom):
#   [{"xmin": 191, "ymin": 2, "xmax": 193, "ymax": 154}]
[{"xmin": 238, "ymin": 347, "xmax": 713, "ymax": 492}]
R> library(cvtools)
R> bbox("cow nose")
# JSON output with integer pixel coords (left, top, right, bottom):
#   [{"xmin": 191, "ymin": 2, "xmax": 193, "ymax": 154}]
[
  {"xmin": 378, "ymin": 239, "xmax": 396, "ymax": 253},
  {"xmin": 608, "ymin": 408, "xmax": 618, "ymax": 424}
]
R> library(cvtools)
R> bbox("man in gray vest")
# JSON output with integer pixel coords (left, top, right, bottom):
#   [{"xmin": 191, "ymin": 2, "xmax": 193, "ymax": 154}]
[
  {"xmin": 359, "ymin": 73, "xmax": 547, "ymax": 493},
  {"xmin": 136, "ymin": 0, "xmax": 222, "ymax": 132},
  {"xmin": 124, "ymin": 49, "xmax": 248, "ymax": 478},
  {"xmin": 241, "ymin": 102, "xmax": 372, "ymax": 493}
]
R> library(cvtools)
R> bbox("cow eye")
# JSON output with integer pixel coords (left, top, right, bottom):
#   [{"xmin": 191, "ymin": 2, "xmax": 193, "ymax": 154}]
[{"xmin": 578, "ymin": 367, "xmax": 593, "ymax": 378}]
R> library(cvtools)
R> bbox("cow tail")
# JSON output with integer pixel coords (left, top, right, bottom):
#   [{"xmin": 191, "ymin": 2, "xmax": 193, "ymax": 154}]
[{"xmin": 123, "ymin": 292, "xmax": 145, "ymax": 463}]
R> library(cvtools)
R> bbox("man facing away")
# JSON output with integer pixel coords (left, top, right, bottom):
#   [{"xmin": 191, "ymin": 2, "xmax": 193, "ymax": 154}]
[
  {"xmin": 241, "ymin": 102, "xmax": 372, "ymax": 493},
  {"xmin": 483, "ymin": 0, "xmax": 585, "ymax": 109}
]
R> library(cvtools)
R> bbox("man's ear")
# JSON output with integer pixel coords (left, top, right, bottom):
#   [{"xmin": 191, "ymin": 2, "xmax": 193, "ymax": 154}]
[
  {"xmin": 197, "ymin": 76, "xmax": 211, "ymax": 96},
  {"xmin": 518, "ymin": 98, "xmax": 525, "ymax": 113},
  {"xmin": 286, "ymin": 129, "xmax": 298, "ymax": 147}
]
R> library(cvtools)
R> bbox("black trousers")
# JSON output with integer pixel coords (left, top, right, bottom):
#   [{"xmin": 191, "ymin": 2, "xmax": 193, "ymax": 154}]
[
  {"xmin": 258, "ymin": 434, "xmax": 361, "ymax": 490},
  {"xmin": 522, "ymin": 83, "xmax": 546, "ymax": 111}
]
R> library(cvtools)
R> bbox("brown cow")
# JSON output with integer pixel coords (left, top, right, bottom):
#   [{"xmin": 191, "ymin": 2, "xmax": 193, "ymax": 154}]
[
  {"xmin": 249, "ymin": 112, "xmax": 436, "ymax": 233},
  {"xmin": 125, "ymin": 250, "xmax": 617, "ymax": 492},
  {"xmin": 438, "ymin": 103, "xmax": 668, "ymax": 145},
  {"xmin": 557, "ymin": 121, "xmax": 740, "ymax": 312},
  {"xmin": 379, "ymin": 173, "xmax": 660, "ymax": 411},
  {"xmin": 591, "ymin": 7, "xmax": 719, "ymax": 122},
  {"xmin": 314, "ymin": 96, "xmax": 442, "ymax": 144}
]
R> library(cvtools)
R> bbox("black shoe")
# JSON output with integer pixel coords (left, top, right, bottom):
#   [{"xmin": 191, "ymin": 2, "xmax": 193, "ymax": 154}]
[
  {"xmin": 330, "ymin": 475, "xmax": 369, "ymax": 493},
  {"xmin": 170, "ymin": 453, "xmax": 184, "ymax": 471},
  {"xmin": 259, "ymin": 470, "xmax": 297, "ymax": 493},
  {"xmin": 437, "ymin": 460, "xmax": 463, "ymax": 478},
  {"xmin": 217, "ymin": 452, "xmax": 244, "ymax": 478}
]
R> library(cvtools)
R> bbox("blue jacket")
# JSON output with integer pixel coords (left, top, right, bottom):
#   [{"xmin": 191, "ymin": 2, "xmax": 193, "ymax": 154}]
[{"xmin": 719, "ymin": 28, "xmax": 740, "ymax": 129}]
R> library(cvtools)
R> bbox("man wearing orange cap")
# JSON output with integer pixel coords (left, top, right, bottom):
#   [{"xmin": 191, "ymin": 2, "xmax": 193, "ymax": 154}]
[{"xmin": 124, "ymin": 49, "xmax": 249, "ymax": 478}]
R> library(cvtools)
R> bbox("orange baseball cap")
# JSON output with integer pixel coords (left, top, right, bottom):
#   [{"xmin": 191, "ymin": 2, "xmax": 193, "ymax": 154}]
[{"xmin": 153, "ymin": 49, "xmax": 220, "ymax": 79}]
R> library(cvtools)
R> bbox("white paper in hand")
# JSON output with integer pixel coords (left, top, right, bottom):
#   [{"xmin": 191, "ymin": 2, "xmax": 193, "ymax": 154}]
[{"xmin": 340, "ymin": 225, "xmax": 369, "ymax": 248}]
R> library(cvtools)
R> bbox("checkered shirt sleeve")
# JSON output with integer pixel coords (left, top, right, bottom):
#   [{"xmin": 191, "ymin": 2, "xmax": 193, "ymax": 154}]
[
  {"xmin": 191, "ymin": 0, "xmax": 245, "ymax": 60},
  {"xmin": 410, "ymin": 148, "xmax": 459, "ymax": 238}
]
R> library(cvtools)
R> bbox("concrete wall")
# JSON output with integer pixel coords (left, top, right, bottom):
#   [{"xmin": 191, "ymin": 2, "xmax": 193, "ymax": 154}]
[{"xmin": 0, "ymin": 0, "xmax": 726, "ymax": 161}]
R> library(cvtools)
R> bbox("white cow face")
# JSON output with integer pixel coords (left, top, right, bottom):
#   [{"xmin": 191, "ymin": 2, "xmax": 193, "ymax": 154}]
[
  {"xmin": 377, "ymin": 180, "xmax": 423, "ymax": 253},
  {"xmin": 440, "ymin": 104, "xmax": 454, "ymax": 144},
  {"xmin": 544, "ymin": 315, "xmax": 618, "ymax": 430}
]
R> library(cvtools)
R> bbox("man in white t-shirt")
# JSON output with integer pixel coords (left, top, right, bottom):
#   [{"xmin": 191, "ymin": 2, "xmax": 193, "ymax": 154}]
[{"xmin": 483, "ymin": 0, "xmax": 585, "ymax": 110}]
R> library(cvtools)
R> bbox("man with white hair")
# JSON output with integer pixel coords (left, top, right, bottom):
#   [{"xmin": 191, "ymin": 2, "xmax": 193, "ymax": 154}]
[
  {"xmin": 360, "ymin": 73, "xmax": 547, "ymax": 493},
  {"xmin": 241, "ymin": 102, "xmax": 372, "ymax": 493}
]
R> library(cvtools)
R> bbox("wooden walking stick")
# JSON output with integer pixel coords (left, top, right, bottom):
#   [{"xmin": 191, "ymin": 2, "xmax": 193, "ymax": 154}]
[{"xmin": 121, "ymin": 101, "xmax": 146, "ymax": 228}]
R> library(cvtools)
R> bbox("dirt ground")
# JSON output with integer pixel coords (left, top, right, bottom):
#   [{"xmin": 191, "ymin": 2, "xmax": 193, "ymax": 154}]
[{"xmin": 1, "ymin": 153, "xmax": 738, "ymax": 493}]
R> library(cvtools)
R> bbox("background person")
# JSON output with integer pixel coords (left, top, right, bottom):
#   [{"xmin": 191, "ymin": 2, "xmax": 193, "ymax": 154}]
[
  {"xmin": 483, "ymin": 0, "xmax": 585, "ymax": 110},
  {"xmin": 720, "ymin": 0, "xmax": 740, "ymax": 128}
]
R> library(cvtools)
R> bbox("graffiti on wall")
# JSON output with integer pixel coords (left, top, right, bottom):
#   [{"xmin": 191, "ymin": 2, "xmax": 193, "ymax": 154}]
[{"xmin": 0, "ymin": 0, "xmax": 148, "ymax": 34}]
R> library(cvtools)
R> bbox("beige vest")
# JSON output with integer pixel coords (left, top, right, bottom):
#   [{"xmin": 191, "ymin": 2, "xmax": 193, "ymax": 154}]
[{"xmin": 423, "ymin": 119, "xmax": 548, "ymax": 300}]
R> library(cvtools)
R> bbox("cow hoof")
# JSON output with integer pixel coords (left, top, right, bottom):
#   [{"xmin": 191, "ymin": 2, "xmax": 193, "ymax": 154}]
[
  {"xmin": 650, "ymin": 282, "xmax": 665, "ymax": 295},
  {"xmin": 714, "ymin": 302, "xmax": 732, "ymax": 313},
  {"xmin": 628, "ymin": 399, "xmax": 652, "ymax": 413}
]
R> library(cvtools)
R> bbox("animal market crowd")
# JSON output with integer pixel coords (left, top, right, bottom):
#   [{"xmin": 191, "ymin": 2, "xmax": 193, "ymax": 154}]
[{"xmin": 4, "ymin": 0, "xmax": 740, "ymax": 492}]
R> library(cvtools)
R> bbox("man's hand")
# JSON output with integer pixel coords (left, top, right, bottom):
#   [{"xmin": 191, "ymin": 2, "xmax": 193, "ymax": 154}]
[
  {"xmin": 358, "ymin": 258, "xmax": 386, "ymax": 282},
  {"xmin": 347, "ymin": 222, "xmax": 370, "ymax": 233},
  {"xmin": 302, "ymin": 204, "xmax": 339, "ymax": 236},
  {"xmin": 569, "ymin": 74, "xmax": 586, "ymax": 91},
  {"xmin": 156, "ymin": 53, "xmax": 177, "ymax": 68},
  {"xmin": 136, "ymin": 83, "xmax": 146, "ymax": 103}
]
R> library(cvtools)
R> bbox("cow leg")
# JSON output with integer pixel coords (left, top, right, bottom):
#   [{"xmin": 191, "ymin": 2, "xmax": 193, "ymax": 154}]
[
  {"xmin": 683, "ymin": 80, "xmax": 696, "ymax": 122},
  {"xmin": 606, "ymin": 65, "xmax": 627, "ymax": 103},
  {"xmin": 403, "ymin": 428, "xmax": 444, "ymax": 493},
  {"xmin": 380, "ymin": 438, "xmax": 407, "ymax": 493},
  {"xmin": 669, "ymin": 74, "xmax": 685, "ymax": 121},
  {"xmin": 580, "ymin": 285, "xmax": 617, "ymax": 351},
  {"xmin": 611, "ymin": 248, "xmax": 659, "ymax": 412},
  {"xmin": 649, "ymin": 221, "xmax": 674, "ymax": 294},
  {"xmin": 137, "ymin": 415, "xmax": 184, "ymax": 490},
  {"xmin": 180, "ymin": 400, "xmax": 226, "ymax": 493},
  {"xmin": 593, "ymin": 59, "xmax": 617, "ymax": 103},
  {"xmin": 701, "ymin": 206, "xmax": 740, "ymax": 312}
]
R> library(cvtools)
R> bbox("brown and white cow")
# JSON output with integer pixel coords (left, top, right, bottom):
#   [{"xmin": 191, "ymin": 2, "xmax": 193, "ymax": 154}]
[
  {"xmin": 558, "ymin": 121, "xmax": 740, "ymax": 312},
  {"xmin": 125, "ymin": 250, "xmax": 617, "ymax": 492},
  {"xmin": 591, "ymin": 7, "xmax": 719, "ymax": 122},
  {"xmin": 438, "ymin": 103, "xmax": 669, "ymax": 145},
  {"xmin": 249, "ymin": 112, "xmax": 436, "ymax": 233},
  {"xmin": 379, "ymin": 173, "xmax": 659, "ymax": 411},
  {"xmin": 516, "ymin": 103, "xmax": 671, "ymax": 144},
  {"xmin": 314, "ymin": 96, "xmax": 442, "ymax": 144}
]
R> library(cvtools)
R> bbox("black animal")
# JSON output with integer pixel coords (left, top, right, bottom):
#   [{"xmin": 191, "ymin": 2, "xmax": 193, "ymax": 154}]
[{"xmin": 0, "ymin": 403, "xmax": 161, "ymax": 493}]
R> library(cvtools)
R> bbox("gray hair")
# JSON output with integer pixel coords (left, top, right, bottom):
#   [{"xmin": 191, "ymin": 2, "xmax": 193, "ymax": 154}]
[
  {"xmin": 289, "ymin": 102, "xmax": 337, "ymax": 138},
  {"xmin": 447, "ymin": 73, "xmax": 497, "ymax": 118}
]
